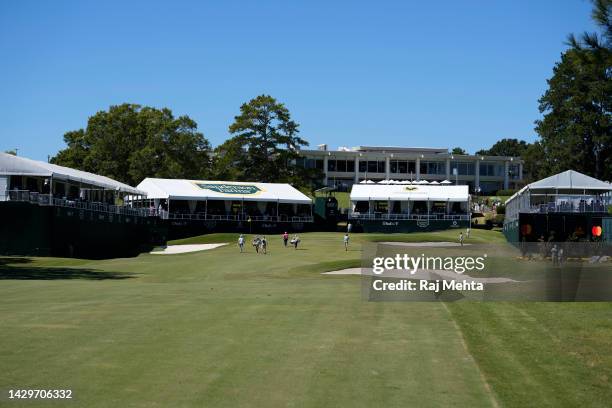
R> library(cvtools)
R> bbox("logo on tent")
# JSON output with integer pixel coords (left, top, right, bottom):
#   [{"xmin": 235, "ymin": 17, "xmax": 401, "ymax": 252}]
[
  {"xmin": 196, "ymin": 183, "xmax": 262, "ymax": 195},
  {"xmin": 404, "ymin": 186, "xmax": 418, "ymax": 191}
]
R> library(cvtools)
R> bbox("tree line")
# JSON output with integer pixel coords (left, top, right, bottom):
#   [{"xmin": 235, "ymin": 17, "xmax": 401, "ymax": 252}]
[{"xmin": 51, "ymin": 1, "xmax": 610, "ymax": 188}]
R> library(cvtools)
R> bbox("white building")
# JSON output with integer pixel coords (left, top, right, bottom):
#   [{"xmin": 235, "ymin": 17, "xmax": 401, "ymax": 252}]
[
  {"xmin": 136, "ymin": 178, "xmax": 313, "ymax": 223},
  {"xmin": 297, "ymin": 145, "xmax": 523, "ymax": 194}
]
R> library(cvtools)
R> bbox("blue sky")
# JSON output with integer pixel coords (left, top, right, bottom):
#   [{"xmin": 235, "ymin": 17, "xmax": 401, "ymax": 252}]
[{"xmin": 0, "ymin": 0, "xmax": 597, "ymax": 161}]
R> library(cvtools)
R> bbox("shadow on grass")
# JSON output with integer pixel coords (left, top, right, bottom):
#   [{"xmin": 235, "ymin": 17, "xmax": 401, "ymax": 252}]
[{"xmin": 0, "ymin": 257, "xmax": 135, "ymax": 280}]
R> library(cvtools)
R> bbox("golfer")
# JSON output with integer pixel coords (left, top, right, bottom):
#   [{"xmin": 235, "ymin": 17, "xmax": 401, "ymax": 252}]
[
  {"xmin": 459, "ymin": 232, "xmax": 464, "ymax": 247},
  {"xmin": 252, "ymin": 236, "xmax": 261, "ymax": 253},
  {"xmin": 261, "ymin": 236, "xmax": 267, "ymax": 254},
  {"xmin": 282, "ymin": 231, "xmax": 289, "ymax": 247},
  {"xmin": 238, "ymin": 234, "xmax": 245, "ymax": 253},
  {"xmin": 291, "ymin": 234, "xmax": 300, "ymax": 250},
  {"xmin": 343, "ymin": 233, "xmax": 349, "ymax": 251}
]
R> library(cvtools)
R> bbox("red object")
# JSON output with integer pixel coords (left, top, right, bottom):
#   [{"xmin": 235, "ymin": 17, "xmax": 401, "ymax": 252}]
[
  {"xmin": 520, "ymin": 224, "xmax": 532, "ymax": 236},
  {"xmin": 592, "ymin": 225, "xmax": 602, "ymax": 237}
]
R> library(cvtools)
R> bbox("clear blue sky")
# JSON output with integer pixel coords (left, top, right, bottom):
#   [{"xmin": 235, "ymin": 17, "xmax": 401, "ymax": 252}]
[{"xmin": 0, "ymin": 0, "xmax": 597, "ymax": 161}]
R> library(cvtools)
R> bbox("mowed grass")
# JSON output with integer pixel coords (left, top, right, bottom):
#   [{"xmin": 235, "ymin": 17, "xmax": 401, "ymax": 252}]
[{"xmin": 0, "ymin": 230, "xmax": 610, "ymax": 407}]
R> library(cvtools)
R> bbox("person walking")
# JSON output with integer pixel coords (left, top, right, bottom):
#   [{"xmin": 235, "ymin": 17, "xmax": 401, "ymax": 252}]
[
  {"xmin": 343, "ymin": 233, "xmax": 350, "ymax": 251},
  {"xmin": 466, "ymin": 227, "xmax": 471, "ymax": 238},
  {"xmin": 551, "ymin": 245, "xmax": 558, "ymax": 267},
  {"xmin": 459, "ymin": 232, "xmax": 464, "ymax": 247},
  {"xmin": 238, "ymin": 234, "xmax": 245, "ymax": 253},
  {"xmin": 282, "ymin": 231, "xmax": 289, "ymax": 247},
  {"xmin": 347, "ymin": 222, "xmax": 352, "ymax": 233},
  {"xmin": 291, "ymin": 234, "xmax": 300, "ymax": 250},
  {"xmin": 261, "ymin": 235, "xmax": 267, "ymax": 254},
  {"xmin": 252, "ymin": 236, "xmax": 260, "ymax": 253}
]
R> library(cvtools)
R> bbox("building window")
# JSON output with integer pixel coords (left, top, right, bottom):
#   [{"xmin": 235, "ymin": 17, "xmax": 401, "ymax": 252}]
[
  {"xmin": 359, "ymin": 161, "xmax": 367, "ymax": 172},
  {"xmin": 327, "ymin": 160, "xmax": 336, "ymax": 172},
  {"xmin": 367, "ymin": 161, "xmax": 378, "ymax": 173},
  {"xmin": 479, "ymin": 162, "xmax": 504, "ymax": 177},
  {"xmin": 451, "ymin": 162, "xmax": 475, "ymax": 175},
  {"xmin": 509, "ymin": 164, "xmax": 520, "ymax": 179},
  {"xmin": 420, "ymin": 161, "xmax": 445, "ymax": 175},
  {"xmin": 347, "ymin": 160, "xmax": 355, "ymax": 172}
]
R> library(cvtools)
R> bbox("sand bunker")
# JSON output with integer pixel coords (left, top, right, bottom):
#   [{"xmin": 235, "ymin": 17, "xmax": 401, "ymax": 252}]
[
  {"xmin": 379, "ymin": 241, "xmax": 471, "ymax": 247},
  {"xmin": 323, "ymin": 267, "xmax": 517, "ymax": 284},
  {"xmin": 151, "ymin": 243, "xmax": 227, "ymax": 255}
]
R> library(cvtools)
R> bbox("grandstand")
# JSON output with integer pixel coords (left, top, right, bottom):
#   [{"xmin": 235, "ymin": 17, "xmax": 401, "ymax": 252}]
[
  {"xmin": 348, "ymin": 180, "xmax": 470, "ymax": 232},
  {"xmin": 503, "ymin": 170, "xmax": 612, "ymax": 242}
]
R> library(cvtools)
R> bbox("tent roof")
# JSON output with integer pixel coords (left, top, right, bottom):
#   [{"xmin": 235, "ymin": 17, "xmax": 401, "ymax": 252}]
[
  {"xmin": 350, "ymin": 183, "xmax": 469, "ymax": 202},
  {"xmin": 136, "ymin": 178, "xmax": 313, "ymax": 204},
  {"xmin": 527, "ymin": 170, "xmax": 610, "ymax": 190},
  {"xmin": 505, "ymin": 170, "xmax": 611, "ymax": 205},
  {"xmin": 0, "ymin": 152, "xmax": 144, "ymax": 195}
]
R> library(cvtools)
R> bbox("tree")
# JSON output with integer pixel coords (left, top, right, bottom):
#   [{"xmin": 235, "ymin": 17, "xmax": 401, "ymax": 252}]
[
  {"xmin": 521, "ymin": 141, "xmax": 547, "ymax": 182},
  {"xmin": 52, "ymin": 104, "xmax": 212, "ymax": 186},
  {"xmin": 475, "ymin": 139, "xmax": 529, "ymax": 157},
  {"xmin": 216, "ymin": 95, "xmax": 319, "ymax": 188},
  {"xmin": 534, "ymin": 0, "xmax": 611, "ymax": 180},
  {"xmin": 4, "ymin": 150, "xmax": 16, "ymax": 156},
  {"xmin": 451, "ymin": 147, "xmax": 467, "ymax": 155}
]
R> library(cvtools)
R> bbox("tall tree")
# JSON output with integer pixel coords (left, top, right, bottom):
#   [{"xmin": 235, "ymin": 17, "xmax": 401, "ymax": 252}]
[
  {"xmin": 216, "ymin": 95, "xmax": 318, "ymax": 187},
  {"xmin": 535, "ymin": 0, "xmax": 611, "ymax": 180},
  {"xmin": 52, "ymin": 104, "xmax": 212, "ymax": 186},
  {"xmin": 475, "ymin": 138, "xmax": 529, "ymax": 157}
]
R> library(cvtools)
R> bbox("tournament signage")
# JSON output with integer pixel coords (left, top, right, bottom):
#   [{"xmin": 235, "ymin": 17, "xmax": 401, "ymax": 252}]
[{"xmin": 195, "ymin": 183, "xmax": 262, "ymax": 195}]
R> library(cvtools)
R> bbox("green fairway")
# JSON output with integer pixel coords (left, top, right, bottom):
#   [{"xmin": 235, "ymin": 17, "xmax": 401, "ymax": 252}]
[{"xmin": 1, "ymin": 230, "xmax": 611, "ymax": 407}]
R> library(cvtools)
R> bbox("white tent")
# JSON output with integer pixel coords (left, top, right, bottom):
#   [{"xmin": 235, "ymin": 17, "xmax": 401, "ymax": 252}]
[
  {"xmin": 526, "ymin": 170, "xmax": 610, "ymax": 190},
  {"xmin": 137, "ymin": 178, "xmax": 312, "ymax": 204},
  {"xmin": 350, "ymin": 184, "xmax": 469, "ymax": 202},
  {"xmin": 0, "ymin": 152, "xmax": 144, "ymax": 195},
  {"xmin": 440, "ymin": 180, "xmax": 452, "ymax": 184}
]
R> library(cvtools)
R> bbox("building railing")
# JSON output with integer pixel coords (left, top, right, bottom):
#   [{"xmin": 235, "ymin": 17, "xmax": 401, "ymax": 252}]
[
  {"xmin": 165, "ymin": 212, "xmax": 314, "ymax": 223},
  {"xmin": 3, "ymin": 190, "xmax": 152, "ymax": 218},
  {"xmin": 349, "ymin": 212, "xmax": 470, "ymax": 221},
  {"xmin": 529, "ymin": 202, "xmax": 609, "ymax": 214}
]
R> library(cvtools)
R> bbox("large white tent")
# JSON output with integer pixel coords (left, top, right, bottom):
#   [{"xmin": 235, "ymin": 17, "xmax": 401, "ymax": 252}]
[
  {"xmin": 137, "ymin": 178, "xmax": 312, "ymax": 204},
  {"xmin": 350, "ymin": 183, "xmax": 469, "ymax": 202},
  {"xmin": 0, "ymin": 152, "xmax": 144, "ymax": 195},
  {"xmin": 504, "ymin": 170, "xmax": 611, "ymax": 222}
]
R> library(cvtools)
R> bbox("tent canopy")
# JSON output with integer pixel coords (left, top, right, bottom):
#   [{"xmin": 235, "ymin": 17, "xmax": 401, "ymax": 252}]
[
  {"xmin": 137, "ymin": 178, "xmax": 313, "ymax": 204},
  {"xmin": 350, "ymin": 184, "xmax": 469, "ymax": 202},
  {"xmin": 505, "ymin": 170, "xmax": 611, "ymax": 205},
  {"xmin": 527, "ymin": 170, "xmax": 611, "ymax": 190},
  {"xmin": 0, "ymin": 152, "xmax": 144, "ymax": 195}
]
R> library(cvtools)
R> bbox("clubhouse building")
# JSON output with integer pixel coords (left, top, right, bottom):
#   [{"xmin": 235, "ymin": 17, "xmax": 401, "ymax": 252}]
[{"xmin": 297, "ymin": 145, "xmax": 523, "ymax": 194}]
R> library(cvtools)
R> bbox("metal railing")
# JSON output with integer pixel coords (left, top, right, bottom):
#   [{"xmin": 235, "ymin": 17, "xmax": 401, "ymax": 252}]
[
  {"xmin": 165, "ymin": 212, "xmax": 314, "ymax": 223},
  {"xmin": 348, "ymin": 212, "xmax": 470, "ymax": 221},
  {"xmin": 529, "ymin": 202, "xmax": 609, "ymax": 214},
  {"xmin": 3, "ymin": 190, "xmax": 152, "ymax": 218}
]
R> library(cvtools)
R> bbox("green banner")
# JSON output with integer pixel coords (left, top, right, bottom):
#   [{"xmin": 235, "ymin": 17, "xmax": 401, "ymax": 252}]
[{"xmin": 196, "ymin": 183, "xmax": 261, "ymax": 195}]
